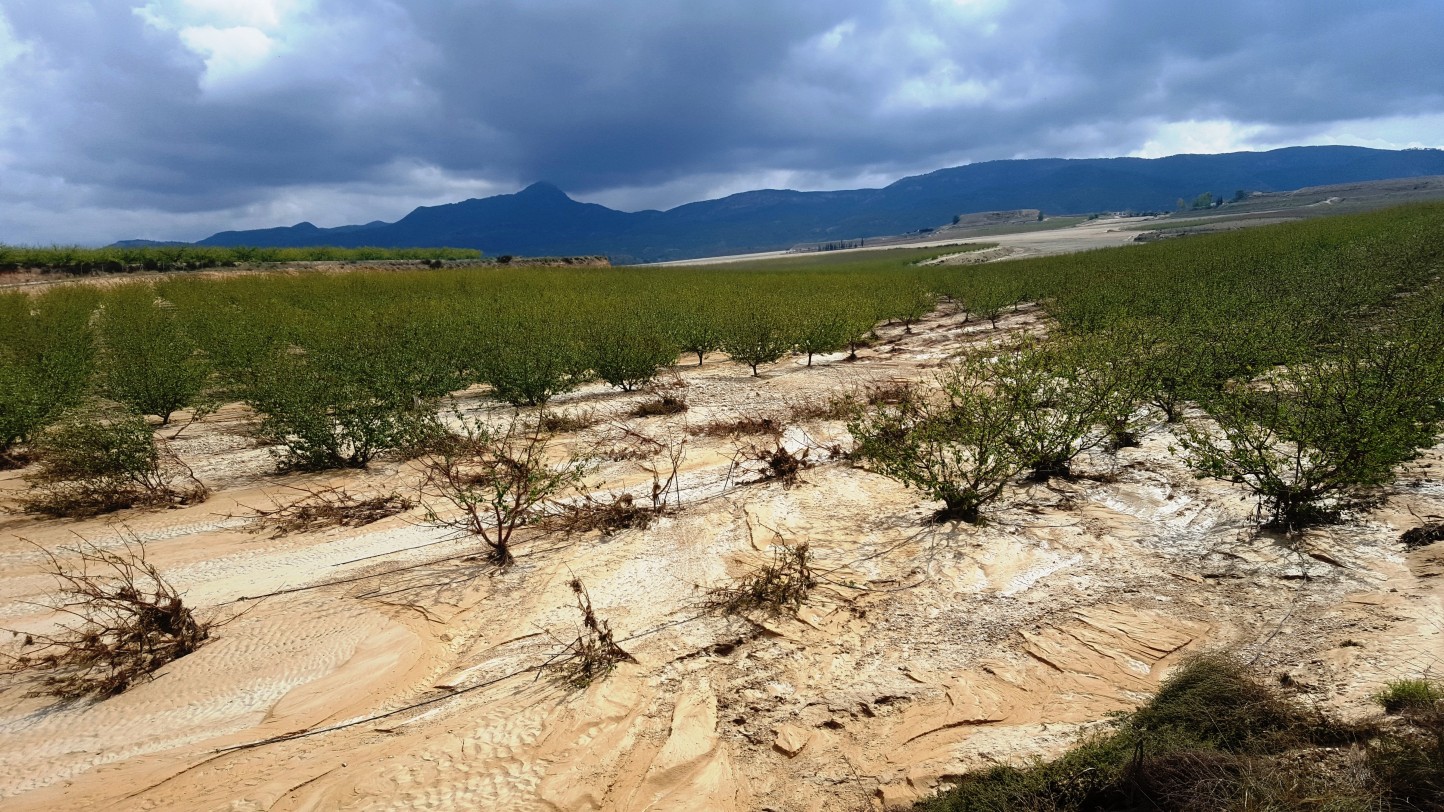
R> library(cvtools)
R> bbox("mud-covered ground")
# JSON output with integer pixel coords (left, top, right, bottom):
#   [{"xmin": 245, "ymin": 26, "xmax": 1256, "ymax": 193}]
[{"xmin": 2, "ymin": 304, "xmax": 1441, "ymax": 811}]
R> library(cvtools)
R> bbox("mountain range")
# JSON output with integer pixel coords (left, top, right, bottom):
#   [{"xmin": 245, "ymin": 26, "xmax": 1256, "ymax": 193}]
[{"xmin": 177, "ymin": 146, "xmax": 1444, "ymax": 264}]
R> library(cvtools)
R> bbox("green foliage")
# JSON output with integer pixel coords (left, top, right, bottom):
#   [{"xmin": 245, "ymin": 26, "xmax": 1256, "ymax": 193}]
[
  {"xmin": 22, "ymin": 405, "xmax": 204, "ymax": 517},
  {"xmin": 97, "ymin": 285, "xmax": 212, "ymax": 424},
  {"xmin": 0, "ymin": 244, "xmax": 481, "ymax": 275},
  {"xmin": 719, "ymin": 308, "xmax": 792, "ymax": 376},
  {"xmin": 994, "ymin": 338, "xmax": 1124, "ymax": 481},
  {"xmin": 587, "ymin": 318, "xmax": 678, "ymax": 391},
  {"xmin": 245, "ymin": 320, "xmax": 442, "ymax": 470},
  {"xmin": 1177, "ymin": 329, "xmax": 1443, "ymax": 530},
  {"xmin": 791, "ymin": 311, "xmax": 852, "ymax": 366},
  {"xmin": 850, "ymin": 353, "xmax": 1030, "ymax": 523},
  {"xmin": 0, "ymin": 288, "xmax": 97, "ymax": 455},
  {"xmin": 1375, "ymin": 680, "xmax": 1444, "ymax": 715},
  {"xmin": 477, "ymin": 317, "xmax": 586, "ymax": 406},
  {"xmin": 670, "ymin": 301, "xmax": 724, "ymax": 366}
]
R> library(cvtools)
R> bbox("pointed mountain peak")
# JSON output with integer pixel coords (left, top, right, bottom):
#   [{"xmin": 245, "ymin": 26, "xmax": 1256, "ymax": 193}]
[{"xmin": 517, "ymin": 181, "xmax": 570, "ymax": 200}]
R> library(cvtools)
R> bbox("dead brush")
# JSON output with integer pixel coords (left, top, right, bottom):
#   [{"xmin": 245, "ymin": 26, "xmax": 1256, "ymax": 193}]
[
  {"xmin": 237, "ymin": 485, "xmax": 414, "ymax": 538},
  {"xmin": 538, "ymin": 408, "xmax": 598, "ymax": 434},
  {"xmin": 633, "ymin": 368, "xmax": 689, "ymax": 418},
  {"xmin": 539, "ymin": 492, "xmax": 654, "ymax": 536},
  {"xmin": 704, "ymin": 543, "xmax": 816, "ymax": 618},
  {"xmin": 547, "ymin": 578, "xmax": 634, "ymax": 689},
  {"xmin": 729, "ymin": 436, "xmax": 812, "ymax": 487},
  {"xmin": 787, "ymin": 379, "xmax": 915, "ymax": 423},
  {"xmin": 417, "ymin": 414, "xmax": 591, "ymax": 568},
  {"xmin": 3, "ymin": 535, "xmax": 212, "ymax": 700},
  {"xmin": 1401, "ymin": 517, "xmax": 1444, "ymax": 549},
  {"xmin": 691, "ymin": 414, "xmax": 782, "ymax": 438}
]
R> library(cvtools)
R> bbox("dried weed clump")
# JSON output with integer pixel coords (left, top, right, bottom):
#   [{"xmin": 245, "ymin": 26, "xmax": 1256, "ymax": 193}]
[
  {"xmin": 633, "ymin": 368, "xmax": 690, "ymax": 418},
  {"xmin": 691, "ymin": 414, "xmax": 782, "ymax": 438},
  {"xmin": 240, "ymin": 485, "xmax": 413, "ymax": 538},
  {"xmin": 4, "ymin": 537, "xmax": 211, "ymax": 700},
  {"xmin": 548, "ymin": 578, "xmax": 634, "ymax": 689},
  {"xmin": 539, "ymin": 492, "xmax": 655, "ymax": 536},
  {"xmin": 538, "ymin": 408, "xmax": 599, "ymax": 434},
  {"xmin": 1401, "ymin": 520, "xmax": 1444, "ymax": 549},
  {"xmin": 740, "ymin": 440, "xmax": 811, "ymax": 486},
  {"xmin": 705, "ymin": 543, "xmax": 815, "ymax": 618}
]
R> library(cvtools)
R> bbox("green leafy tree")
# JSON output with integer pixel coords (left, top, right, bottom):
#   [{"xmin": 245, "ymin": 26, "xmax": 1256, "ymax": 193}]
[
  {"xmin": 98, "ymin": 286, "xmax": 212, "ymax": 425},
  {"xmin": 23, "ymin": 404, "xmax": 205, "ymax": 517},
  {"xmin": 850, "ymin": 353, "xmax": 1029, "ymax": 523},
  {"xmin": 587, "ymin": 319, "xmax": 677, "ymax": 391},
  {"xmin": 0, "ymin": 289, "xmax": 97, "ymax": 457},
  {"xmin": 246, "ymin": 325, "xmax": 441, "ymax": 470},
  {"xmin": 720, "ymin": 309, "xmax": 792, "ymax": 376},
  {"xmin": 997, "ymin": 339, "xmax": 1120, "ymax": 481},
  {"xmin": 1178, "ymin": 333, "xmax": 1443, "ymax": 530}
]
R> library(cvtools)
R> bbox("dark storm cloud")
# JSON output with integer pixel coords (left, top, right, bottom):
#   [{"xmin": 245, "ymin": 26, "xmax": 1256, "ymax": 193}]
[{"xmin": 1, "ymin": 0, "xmax": 1441, "ymax": 242}]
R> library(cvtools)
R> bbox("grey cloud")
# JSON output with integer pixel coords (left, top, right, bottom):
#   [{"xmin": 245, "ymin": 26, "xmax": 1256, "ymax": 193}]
[{"xmin": 1, "ymin": 0, "xmax": 1441, "ymax": 243}]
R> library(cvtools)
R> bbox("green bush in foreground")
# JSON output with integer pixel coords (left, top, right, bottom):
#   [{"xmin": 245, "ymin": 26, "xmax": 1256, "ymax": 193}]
[
  {"xmin": 914, "ymin": 655, "xmax": 1444, "ymax": 812},
  {"xmin": 1375, "ymin": 680, "xmax": 1444, "ymax": 716}
]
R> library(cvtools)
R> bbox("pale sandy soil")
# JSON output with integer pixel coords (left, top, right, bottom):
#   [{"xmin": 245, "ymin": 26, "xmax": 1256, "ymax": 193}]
[
  {"xmin": 647, "ymin": 217, "xmax": 1145, "ymax": 267},
  {"xmin": 2, "ymin": 305, "xmax": 1442, "ymax": 811}
]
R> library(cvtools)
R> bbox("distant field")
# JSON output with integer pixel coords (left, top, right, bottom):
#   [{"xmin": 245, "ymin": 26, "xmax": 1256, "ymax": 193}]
[{"xmin": 0, "ymin": 244, "xmax": 483, "ymax": 278}]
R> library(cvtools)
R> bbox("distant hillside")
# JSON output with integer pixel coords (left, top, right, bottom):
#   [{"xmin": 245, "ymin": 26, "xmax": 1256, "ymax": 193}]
[{"xmin": 184, "ymin": 146, "xmax": 1444, "ymax": 263}]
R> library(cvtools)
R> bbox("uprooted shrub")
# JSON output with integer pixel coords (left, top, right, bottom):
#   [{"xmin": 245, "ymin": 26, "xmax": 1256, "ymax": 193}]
[
  {"xmin": 730, "ymin": 436, "xmax": 813, "ymax": 487},
  {"xmin": 1177, "ymin": 331, "xmax": 1443, "ymax": 531},
  {"xmin": 914, "ymin": 654, "xmax": 1382, "ymax": 812},
  {"xmin": 547, "ymin": 578, "xmax": 634, "ymax": 688},
  {"xmin": 3, "ymin": 537, "xmax": 211, "ymax": 700},
  {"xmin": 539, "ymin": 492, "xmax": 655, "ymax": 536},
  {"xmin": 239, "ymin": 486, "xmax": 414, "ymax": 538},
  {"xmin": 705, "ymin": 543, "xmax": 815, "ymax": 619},
  {"xmin": 22, "ymin": 405, "xmax": 206, "ymax": 518},
  {"xmin": 418, "ymin": 414, "xmax": 591, "ymax": 567},
  {"xmin": 849, "ymin": 354, "xmax": 1029, "ymax": 523}
]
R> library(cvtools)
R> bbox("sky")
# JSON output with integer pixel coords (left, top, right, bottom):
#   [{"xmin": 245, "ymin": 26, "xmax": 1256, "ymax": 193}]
[{"xmin": 1, "ymin": 0, "xmax": 1442, "ymax": 245}]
